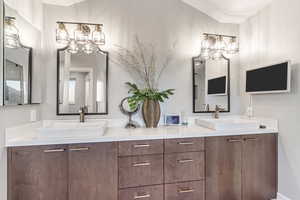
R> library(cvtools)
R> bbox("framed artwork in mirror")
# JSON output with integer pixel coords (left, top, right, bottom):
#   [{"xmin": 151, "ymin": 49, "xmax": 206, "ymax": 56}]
[
  {"xmin": 57, "ymin": 47, "xmax": 109, "ymax": 115},
  {"xmin": 192, "ymin": 56, "xmax": 230, "ymax": 113}
]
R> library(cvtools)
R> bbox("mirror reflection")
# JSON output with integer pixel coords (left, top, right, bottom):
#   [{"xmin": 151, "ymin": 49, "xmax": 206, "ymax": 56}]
[
  {"xmin": 57, "ymin": 49, "xmax": 108, "ymax": 115},
  {"xmin": 193, "ymin": 57, "xmax": 230, "ymax": 113}
]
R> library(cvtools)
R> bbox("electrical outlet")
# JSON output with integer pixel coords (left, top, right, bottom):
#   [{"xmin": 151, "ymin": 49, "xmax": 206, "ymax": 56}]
[{"xmin": 30, "ymin": 110, "xmax": 37, "ymax": 122}]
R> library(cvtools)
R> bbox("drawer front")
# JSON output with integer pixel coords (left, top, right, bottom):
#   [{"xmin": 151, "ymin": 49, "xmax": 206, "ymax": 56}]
[
  {"xmin": 165, "ymin": 181, "xmax": 205, "ymax": 200},
  {"xmin": 119, "ymin": 155, "xmax": 164, "ymax": 188},
  {"xmin": 119, "ymin": 140, "xmax": 163, "ymax": 156},
  {"xmin": 164, "ymin": 138, "xmax": 204, "ymax": 153},
  {"xmin": 119, "ymin": 185, "xmax": 163, "ymax": 200},
  {"xmin": 164, "ymin": 152, "xmax": 205, "ymax": 183}
]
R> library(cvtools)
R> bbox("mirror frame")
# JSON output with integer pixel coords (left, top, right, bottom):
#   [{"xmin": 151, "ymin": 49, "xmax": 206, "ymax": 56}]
[
  {"xmin": 192, "ymin": 56, "xmax": 231, "ymax": 113},
  {"xmin": 56, "ymin": 47, "xmax": 109, "ymax": 115}
]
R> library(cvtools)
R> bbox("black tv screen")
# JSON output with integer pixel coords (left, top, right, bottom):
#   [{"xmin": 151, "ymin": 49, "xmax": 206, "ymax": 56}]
[
  {"xmin": 246, "ymin": 62, "xmax": 290, "ymax": 93},
  {"xmin": 207, "ymin": 76, "xmax": 226, "ymax": 95}
]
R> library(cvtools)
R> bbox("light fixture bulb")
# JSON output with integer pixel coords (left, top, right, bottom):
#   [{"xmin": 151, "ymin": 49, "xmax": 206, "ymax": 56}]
[
  {"xmin": 56, "ymin": 23, "xmax": 69, "ymax": 46},
  {"xmin": 201, "ymin": 34, "xmax": 210, "ymax": 50},
  {"xmin": 68, "ymin": 40, "xmax": 79, "ymax": 54},
  {"xmin": 75, "ymin": 24, "xmax": 90, "ymax": 44},
  {"xmin": 82, "ymin": 40, "xmax": 95, "ymax": 54},
  {"xmin": 226, "ymin": 37, "xmax": 239, "ymax": 54},
  {"xmin": 4, "ymin": 17, "xmax": 20, "ymax": 48},
  {"xmin": 92, "ymin": 25, "xmax": 105, "ymax": 45},
  {"xmin": 213, "ymin": 36, "xmax": 226, "ymax": 51}
]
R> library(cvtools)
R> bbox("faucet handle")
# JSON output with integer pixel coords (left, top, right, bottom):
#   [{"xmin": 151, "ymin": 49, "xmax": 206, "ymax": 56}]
[{"xmin": 215, "ymin": 105, "xmax": 225, "ymax": 111}]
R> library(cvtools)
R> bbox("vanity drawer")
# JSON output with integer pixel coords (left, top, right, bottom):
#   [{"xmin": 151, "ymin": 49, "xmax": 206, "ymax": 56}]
[
  {"xmin": 164, "ymin": 138, "xmax": 205, "ymax": 153},
  {"xmin": 118, "ymin": 140, "xmax": 163, "ymax": 156},
  {"xmin": 119, "ymin": 155, "xmax": 164, "ymax": 188},
  {"xmin": 119, "ymin": 185, "xmax": 163, "ymax": 200},
  {"xmin": 165, "ymin": 181, "xmax": 205, "ymax": 200},
  {"xmin": 164, "ymin": 152, "xmax": 205, "ymax": 183}
]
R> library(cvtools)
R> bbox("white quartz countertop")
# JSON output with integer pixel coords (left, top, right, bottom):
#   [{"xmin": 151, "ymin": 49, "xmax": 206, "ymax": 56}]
[{"xmin": 5, "ymin": 117, "xmax": 278, "ymax": 147}]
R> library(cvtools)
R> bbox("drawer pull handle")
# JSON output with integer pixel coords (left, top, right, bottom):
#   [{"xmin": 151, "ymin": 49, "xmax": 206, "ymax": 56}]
[
  {"xmin": 133, "ymin": 162, "xmax": 151, "ymax": 167},
  {"xmin": 69, "ymin": 147, "xmax": 89, "ymax": 152},
  {"xmin": 178, "ymin": 189, "xmax": 195, "ymax": 194},
  {"xmin": 133, "ymin": 144, "xmax": 150, "ymax": 148},
  {"xmin": 178, "ymin": 159, "xmax": 194, "ymax": 163},
  {"xmin": 134, "ymin": 194, "xmax": 151, "ymax": 199},
  {"xmin": 178, "ymin": 142, "xmax": 194, "ymax": 145},
  {"xmin": 244, "ymin": 138, "xmax": 257, "ymax": 141},
  {"xmin": 43, "ymin": 149, "xmax": 65, "ymax": 153},
  {"xmin": 227, "ymin": 139, "xmax": 243, "ymax": 143}
]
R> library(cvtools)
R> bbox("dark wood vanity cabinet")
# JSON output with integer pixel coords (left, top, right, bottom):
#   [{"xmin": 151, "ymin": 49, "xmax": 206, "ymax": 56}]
[
  {"xmin": 206, "ymin": 134, "xmax": 277, "ymax": 200},
  {"xmin": 8, "ymin": 145, "xmax": 69, "ymax": 200},
  {"xmin": 68, "ymin": 143, "xmax": 118, "ymax": 200},
  {"xmin": 8, "ymin": 142, "xmax": 118, "ymax": 200},
  {"xmin": 8, "ymin": 134, "xmax": 277, "ymax": 200}
]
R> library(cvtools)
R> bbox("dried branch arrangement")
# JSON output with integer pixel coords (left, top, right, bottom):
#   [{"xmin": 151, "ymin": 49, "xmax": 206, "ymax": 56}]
[{"xmin": 114, "ymin": 36, "xmax": 175, "ymax": 89}]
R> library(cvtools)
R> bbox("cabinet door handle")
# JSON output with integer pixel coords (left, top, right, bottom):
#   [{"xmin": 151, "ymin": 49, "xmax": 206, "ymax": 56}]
[
  {"xmin": 132, "ymin": 162, "xmax": 151, "ymax": 167},
  {"xmin": 244, "ymin": 138, "xmax": 257, "ymax": 141},
  {"xmin": 134, "ymin": 194, "xmax": 151, "ymax": 199},
  {"xmin": 178, "ymin": 159, "xmax": 194, "ymax": 163},
  {"xmin": 133, "ymin": 144, "xmax": 150, "ymax": 148},
  {"xmin": 227, "ymin": 139, "xmax": 243, "ymax": 143},
  {"xmin": 69, "ymin": 147, "xmax": 89, "ymax": 152},
  {"xmin": 178, "ymin": 188, "xmax": 195, "ymax": 194},
  {"xmin": 43, "ymin": 149, "xmax": 65, "ymax": 153},
  {"xmin": 178, "ymin": 142, "xmax": 194, "ymax": 145}
]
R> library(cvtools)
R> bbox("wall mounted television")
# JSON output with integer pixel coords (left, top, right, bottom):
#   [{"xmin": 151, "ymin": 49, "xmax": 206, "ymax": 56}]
[
  {"xmin": 246, "ymin": 61, "xmax": 291, "ymax": 94},
  {"xmin": 207, "ymin": 76, "xmax": 227, "ymax": 96}
]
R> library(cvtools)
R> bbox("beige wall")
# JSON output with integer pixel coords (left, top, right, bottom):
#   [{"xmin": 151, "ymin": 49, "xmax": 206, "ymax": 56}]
[{"xmin": 239, "ymin": 0, "xmax": 300, "ymax": 198}]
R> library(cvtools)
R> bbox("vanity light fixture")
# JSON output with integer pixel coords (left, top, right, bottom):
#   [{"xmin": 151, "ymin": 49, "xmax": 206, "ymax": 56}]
[
  {"xmin": 56, "ymin": 21, "xmax": 106, "ymax": 54},
  {"xmin": 4, "ymin": 16, "xmax": 20, "ymax": 48},
  {"xmin": 200, "ymin": 33, "xmax": 239, "ymax": 60}
]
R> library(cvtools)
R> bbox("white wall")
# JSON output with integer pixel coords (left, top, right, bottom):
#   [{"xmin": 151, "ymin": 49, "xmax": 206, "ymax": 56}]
[
  {"xmin": 41, "ymin": 0, "xmax": 241, "ymax": 120},
  {"xmin": 239, "ymin": 0, "xmax": 300, "ymax": 198}
]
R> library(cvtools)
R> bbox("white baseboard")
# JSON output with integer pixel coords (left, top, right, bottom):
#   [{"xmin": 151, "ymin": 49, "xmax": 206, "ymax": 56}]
[{"xmin": 276, "ymin": 193, "xmax": 292, "ymax": 200}]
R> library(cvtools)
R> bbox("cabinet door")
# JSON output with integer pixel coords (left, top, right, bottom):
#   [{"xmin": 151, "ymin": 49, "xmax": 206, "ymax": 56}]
[
  {"xmin": 68, "ymin": 142, "xmax": 118, "ymax": 200},
  {"xmin": 206, "ymin": 136, "xmax": 243, "ymax": 200},
  {"xmin": 8, "ymin": 145, "xmax": 68, "ymax": 200},
  {"xmin": 242, "ymin": 134, "xmax": 277, "ymax": 200}
]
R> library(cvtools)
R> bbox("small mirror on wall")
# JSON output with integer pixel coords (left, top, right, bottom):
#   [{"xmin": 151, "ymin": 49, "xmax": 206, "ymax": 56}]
[
  {"xmin": 192, "ymin": 56, "xmax": 230, "ymax": 113},
  {"xmin": 57, "ymin": 48, "xmax": 108, "ymax": 115}
]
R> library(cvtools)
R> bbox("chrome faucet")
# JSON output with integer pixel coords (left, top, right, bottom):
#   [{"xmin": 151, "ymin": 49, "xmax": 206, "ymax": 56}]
[
  {"xmin": 79, "ymin": 106, "xmax": 88, "ymax": 123},
  {"xmin": 213, "ymin": 105, "xmax": 225, "ymax": 119}
]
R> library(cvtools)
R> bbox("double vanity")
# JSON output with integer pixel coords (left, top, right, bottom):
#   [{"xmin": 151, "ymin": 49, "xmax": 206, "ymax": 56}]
[{"xmin": 6, "ymin": 117, "xmax": 278, "ymax": 200}]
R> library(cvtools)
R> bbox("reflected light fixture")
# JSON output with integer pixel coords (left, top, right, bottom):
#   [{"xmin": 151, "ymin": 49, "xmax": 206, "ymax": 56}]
[
  {"xmin": 199, "ymin": 33, "xmax": 239, "ymax": 60},
  {"xmin": 4, "ymin": 17, "xmax": 20, "ymax": 48},
  {"xmin": 56, "ymin": 21, "xmax": 106, "ymax": 54}
]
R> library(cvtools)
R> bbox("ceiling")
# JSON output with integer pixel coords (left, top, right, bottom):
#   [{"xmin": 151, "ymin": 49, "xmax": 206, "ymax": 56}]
[
  {"xmin": 42, "ymin": 0, "xmax": 86, "ymax": 6},
  {"xmin": 181, "ymin": 0, "xmax": 273, "ymax": 24},
  {"xmin": 42, "ymin": 0, "xmax": 272, "ymax": 23}
]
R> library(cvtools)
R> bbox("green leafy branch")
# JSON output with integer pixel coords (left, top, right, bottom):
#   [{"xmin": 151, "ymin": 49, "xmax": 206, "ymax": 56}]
[{"xmin": 126, "ymin": 82, "xmax": 175, "ymax": 111}]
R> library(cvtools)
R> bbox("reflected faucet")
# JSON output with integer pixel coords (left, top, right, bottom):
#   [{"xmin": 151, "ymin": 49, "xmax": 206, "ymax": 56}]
[
  {"xmin": 214, "ymin": 105, "xmax": 225, "ymax": 119},
  {"xmin": 79, "ymin": 106, "xmax": 88, "ymax": 123}
]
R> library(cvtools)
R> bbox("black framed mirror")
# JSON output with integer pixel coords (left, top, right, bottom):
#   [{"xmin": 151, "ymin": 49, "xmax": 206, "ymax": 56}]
[
  {"xmin": 192, "ymin": 56, "xmax": 230, "ymax": 113},
  {"xmin": 57, "ymin": 47, "xmax": 109, "ymax": 115}
]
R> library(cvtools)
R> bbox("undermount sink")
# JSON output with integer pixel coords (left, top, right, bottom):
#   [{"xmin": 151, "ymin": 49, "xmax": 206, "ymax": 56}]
[
  {"xmin": 196, "ymin": 118, "xmax": 260, "ymax": 131},
  {"xmin": 37, "ymin": 120, "xmax": 108, "ymax": 138}
]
